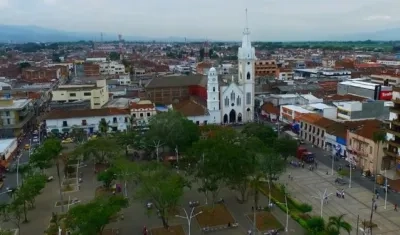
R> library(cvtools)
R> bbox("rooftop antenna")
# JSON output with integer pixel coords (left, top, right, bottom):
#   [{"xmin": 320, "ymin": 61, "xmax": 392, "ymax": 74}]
[{"xmin": 101, "ymin": 32, "xmax": 103, "ymax": 42}]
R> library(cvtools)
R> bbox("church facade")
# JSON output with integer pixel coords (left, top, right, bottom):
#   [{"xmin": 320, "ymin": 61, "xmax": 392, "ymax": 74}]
[{"xmin": 205, "ymin": 24, "xmax": 256, "ymax": 124}]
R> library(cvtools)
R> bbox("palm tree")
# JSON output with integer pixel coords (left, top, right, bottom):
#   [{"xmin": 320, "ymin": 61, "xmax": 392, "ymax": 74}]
[
  {"xmin": 98, "ymin": 118, "xmax": 109, "ymax": 136},
  {"xmin": 326, "ymin": 214, "xmax": 352, "ymax": 235},
  {"xmin": 372, "ymin": 130, "xmax": 386, "ymax": 187}
]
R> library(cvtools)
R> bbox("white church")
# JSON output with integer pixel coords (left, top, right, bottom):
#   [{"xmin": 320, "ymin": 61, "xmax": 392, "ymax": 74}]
[{"xmin": 185, "ymin": 21, "xmax": 256, "ymax": 125}]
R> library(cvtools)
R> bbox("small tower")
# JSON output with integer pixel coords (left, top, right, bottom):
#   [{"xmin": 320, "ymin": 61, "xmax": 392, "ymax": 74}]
[
  {"xmin": 207, "ymin": 67, "xmax": 221, "ymax": 124},
  {"xmin": 203, "ymin": 40, "xmax": 210, "ymax": 61}
]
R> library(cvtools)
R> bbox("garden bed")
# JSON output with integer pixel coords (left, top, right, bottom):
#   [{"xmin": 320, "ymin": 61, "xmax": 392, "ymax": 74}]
[
  {"xmin": 54, "ymin": 199, "xmax": 80, "ymax": 207},
  {"xmin": 150, "ymin": 225, "xmax": 185, "ymax": 235},
  {"xmin": 95, "ymin": 186, "xmax": 113, "ymax": 197},
  {"xmin": 102, "ymin": 228, "xmax": 121, "ymax": 235},
  {"xmin": 195, "ymin": 204, "xmax": 235, "ymax": 228},
  {"xmin": 362, "ymin": 221, "xmax": 378, "ymax": 228},
  {"xmin": 61, "ymin": 184, "xmax": 78, "ymax": 193},
  {"xmin": 246, "ymin": 212, "xmax": 283, "ymax": 232},
  {"xmin": 62, "ymin": 178, "xmax": 77, "ymax": 186}
]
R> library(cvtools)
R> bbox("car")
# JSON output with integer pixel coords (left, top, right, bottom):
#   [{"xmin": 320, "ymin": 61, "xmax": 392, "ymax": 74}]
[
  {"xmin": 61, "ymin": 138, "xmax": 74, "ymax": 144},
  {"xmin": 24, "ymin": 144, "xmax": 30, "ymax": 150},
  {"xmin": 32, "ymin": 137, "xmax": 39, "ymax": 143},
  {"xmin": 334, "ymin": 177, "xmax": 347, "ymax": 185}
]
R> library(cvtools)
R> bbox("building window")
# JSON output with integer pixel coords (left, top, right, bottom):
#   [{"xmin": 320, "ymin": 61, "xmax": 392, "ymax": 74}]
[
  {"xmin": 246, "ymin": 92, "xmax": 251, "ymax": 105},
  {"xmin": 204, "ymin": 120, "xmax": 208, "ymax": 125},
  {"xmin": 7, "ymin": 119, "xmax": 10, "ymax": 125},
  {"xmin": 225, "ymin": 97, "xmax": 229, "ymax": 107},
  {"xmin": 69, "ymin": 93, "xmax": 76, "ymax": 97},
  {"xmin": 196, "ymin": 121, "xmax": 200, "ymax": 125},
  {"xmin": 62, "ymin": 121, "xmax": 68, "ymax": 127},
  {"xmin": 82, "ymin": 120, "xmax": 87, "ymax": 126},
  {"xmin": 5, "ymin": 111, "xmax": 9, "ymax": 116},
  {"xmin": 84, "ymin": 92, "xmax": 91, "ymax": 96},
  {"xmin": 94, "ymin": 103, "xmax": 100, "ymax": 106},
  {"xmin": 236, "ymin": 96, "xmax": 241, "ymax": 106},
  {"xmin": 247, "ymin": 72, "xmax": 251, "ymax": 80},
  {"xmin": 300, "ymin": 122, "xmax": 303, "ymax": 128},
  {"xmin": 124, "ymin": 117, "xmax": 128, "ymax": 123},
  {"xmin": 231, "ymin": 91, "xmax": 235, "ymax": 100},
  {"xmin": 113, "ymin": 117, "xmax": 117, "ymax": 123},
  {"xmin": 321, "ymin": 130, "xmax": 325, "ymax": 137},
  {"xmin": 147, "ymin": 113, "xmax": 151, "ymax": 117},
  {"xmin": 213, "ymin": 87, "xmax": 215, "ymax": 92},
  {"xmin": 370, "ymin": 146, "xmax": 372, "ymax": 154},
  {"xmin": 140, "ymin": 113, "xmax": 144, "ymax": 117},
  {"xmin": 132, "ymin": 113, "xmax": 136, "ymax": 118}
]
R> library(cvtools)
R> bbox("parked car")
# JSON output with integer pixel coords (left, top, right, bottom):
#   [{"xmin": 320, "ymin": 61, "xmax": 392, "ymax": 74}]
[{"xmin": 334, "ymin": 177, "xmax": 347, "ymax": 185}]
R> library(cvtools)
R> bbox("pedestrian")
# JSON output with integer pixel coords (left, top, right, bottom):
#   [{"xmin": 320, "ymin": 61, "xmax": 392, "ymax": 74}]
[
  {"xmin": 288, "ymin": 172, "xmax": 291, "ymax": 179},
  {"xmin": 395, "ymin": 204, "xmax": 398, "ymax": 211},
  {"xmin": 374, "ymin": 203, "xmax": 377, "ymax": 212},
  {"xmin": 341, "ymin": 190, "xmax": 345, "ymax": 199},
  {"xmin": 376, "ymin": 192, "xmax": 379, "ymax": 200},
  {"xmin": 248, "ymin": 229, "xmax": 252, "ymax": 235}
]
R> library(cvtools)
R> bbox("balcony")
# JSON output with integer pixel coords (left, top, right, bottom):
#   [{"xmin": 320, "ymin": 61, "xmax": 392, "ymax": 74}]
[
  {"xmin": 392, "ymin": 119, "xmax": 400, "ymax": 127},
  {"xmin": 388, "ymin": 140, "xmax": 400, "ymax": 149},
  {"xmin": 389, "ymin": 106, "xmax": 400, "ymax": 114},
  {"xmin": 386, "ymin": 128, "xmax": 400, "ymax": 138},
  {"xmin": 393, "ymin": 98, "xmax": 400, "ymax": 105},
  {"xmin": 383, "ymin": 147, "xmax": 399, "ymax": 158},
  {"xmin": 379, "ymin": 168, "xmax": 400, "ymax": 180}
]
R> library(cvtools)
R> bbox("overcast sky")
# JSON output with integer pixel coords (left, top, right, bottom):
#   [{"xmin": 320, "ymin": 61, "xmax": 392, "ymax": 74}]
[{"xmin": 0, "ymin": 0, "xmax": 399, "ymax": 41}]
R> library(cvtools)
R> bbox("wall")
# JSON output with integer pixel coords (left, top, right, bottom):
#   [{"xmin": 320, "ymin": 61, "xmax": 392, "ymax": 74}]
[
  {"xmin": 0, "ymin": 138, "xmax": 17, "ymax": 160},
  {"xmin": 188, "ymin": 85, "xmax": 207, "ymax": 100},
  {"xmin": 347, "ymin": 132, "xmax": 384, "ymax": 174},
  {"xmin": 322, "ymin": 107, "xmax": 337, "ymax": 119},
  {"xmin": 46, "ymin": 115, "xmax": 129, "ymax": 133},
  {"xmin": 299, "ymin": 121, "xmax": 326, "ymax": 148},
  {"xmin": 337, "ymin": 84, "xmax": 375, "ymax": 100},
  {"xmin": 352, "ymin": 101, "xmax": 388, "ymax": 120},
  {"xmin": 188, "ymin": 115, "xmax": 211, "ymax": 125}
]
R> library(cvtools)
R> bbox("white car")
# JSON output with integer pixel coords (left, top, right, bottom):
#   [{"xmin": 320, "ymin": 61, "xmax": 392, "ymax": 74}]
[{"xmin": 32, "ymin": 137, "xmax": 39, "ymax": 143}]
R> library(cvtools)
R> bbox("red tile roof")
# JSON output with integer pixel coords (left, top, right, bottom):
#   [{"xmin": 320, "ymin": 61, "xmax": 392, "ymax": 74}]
[
  {"xmin": 261, "ymin": 102, "xmax": 279, "ymax": 115},
  {"xmin": 45, "ymin": 108, "xmax": 130, "ymax": 120},
  {"xmin": 130, "ymin": 102, "xmax": 155, "ymax": 109}
]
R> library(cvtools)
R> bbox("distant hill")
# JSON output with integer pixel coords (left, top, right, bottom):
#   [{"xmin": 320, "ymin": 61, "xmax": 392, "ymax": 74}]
[{"xmin": 0, "ymin": 24, "xmax": 202, "ymax": 43}]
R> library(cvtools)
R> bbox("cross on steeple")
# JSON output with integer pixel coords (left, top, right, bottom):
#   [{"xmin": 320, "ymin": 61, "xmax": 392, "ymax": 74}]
[{"xmin": 243, "ymin": 8, "xmax": 250, "ymax": 35}]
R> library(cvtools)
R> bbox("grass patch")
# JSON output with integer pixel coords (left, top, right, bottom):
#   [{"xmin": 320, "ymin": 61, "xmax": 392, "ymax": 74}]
[
  {"xmin": 247, "ymin": 212, "xmax": 283, "ymax": 232},
  {"xmin": 62, "ymin": 178, "xmax": 77, "ymax": 186},
  {"xmin": 338, "ymin": 169, "xmax": 350, "ymax": 177},
  {"xmin": 61, "ymin": 184, "xmax": 76, "ymax": 193},
  {"xmin": 150, "ymin": 225, "xmax": 185, "ymax": 235},
  {"xmin": 45, "ymin": 214, "xmax": 67, "ymax": 235},
  {"xmin": 195, "ymin": 204, "xmax": 235, "ymax": 228},
  {"xmin": 95, "ymin": 186, "xmax": 113, "ymax": 197}
]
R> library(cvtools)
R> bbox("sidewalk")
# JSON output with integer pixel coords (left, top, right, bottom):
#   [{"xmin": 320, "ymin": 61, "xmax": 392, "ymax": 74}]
[{"xmin": 282, "ymin": 163, "xmax": 400, "ymax": 235}]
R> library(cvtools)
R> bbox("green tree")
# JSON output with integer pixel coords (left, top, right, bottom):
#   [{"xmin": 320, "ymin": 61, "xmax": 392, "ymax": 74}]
[
  {"xmin": 242, "ymin": 123, "xmax": 277, "ymax": 148},
  {"xmin": 326, "ymin": 214, "xmax": 352, "ymax": 235},
  {"xmin": 307, "ymin": 216, "xmax": 326, "ymax": 235},
  {"xmin": 74, "ymin": 138, "xmax": 118, "ymax": 164},
  {"xmin": 65, "ymin": 195, "xmax": 128, "ymax": 235},
  {"xmin": 146, "ymin": 110, "xmax": 200, "ymax": 153},
  {"xmin": 7, "ymin": 195, "xmax": 24, "ymax": 231},
  {"xmin": 98, "ymin": 118, "xmax": 109, "ymax": 135},
  {"xmin": 109, "ymin": 52, "xmax": 120, "ymax": 61},
  {"xmin": 263, "ymin": 148, "xmax": 286, "ymax": 205},
  {"xmin": 97, "ymin": 168, "xmax": 117, "ymax": 190},
  {"xmin": 70, "ymin": 126, "xmax": 87, "ymax": 144},
  {"xmin": 274, "ymin": 136, "xmax": 298, "ymax": 161},
  {"xmin": 113, "ymin": 158, "xmax": 140, "ymax": 197},
  {"xmin": 134, "ymin": 163, "xmax": 188, "ymax": 229},
  {"xmin": 0, "ymin": 229, "xmax": 14, "ymax": 235}
]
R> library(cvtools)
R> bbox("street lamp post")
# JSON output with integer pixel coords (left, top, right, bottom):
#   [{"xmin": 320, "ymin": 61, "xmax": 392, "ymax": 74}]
[
  {"xmin": 16, "ymin": 155, "xmax": 20, "ymax": 187},
  {"xmin": 312, "ymin": 189, "xmax": 333, "ymax": 217},
  {"xmin": 384, "ymin": 169, "xmax": 388, "ymax": 209},
  {"xmin": 175, "ymin": 146, "xmax": 179, "ymax": 173},
  {"xmin": 331, "ymin": 152, "xmax": 334, "ymax": 175},
  {"xmin": 349, "ymin": 159, "xmax": 352, "ymax": 188},
  {"xmin": 175, "ymin": 207, "xmax": 203, "ymax": 235}
]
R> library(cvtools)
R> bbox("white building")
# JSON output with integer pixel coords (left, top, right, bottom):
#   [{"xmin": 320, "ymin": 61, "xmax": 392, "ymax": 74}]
[
  {"xmin": 86, "ymin": 57, "xmax": 107, "ymax": 63},
  {"xmin": 376, "ymin": 60, "xmax": 400, "ymax": 66},
  {"xmin": 117, "ymin": 74, "xmax": 131, "ymax": 86},
  {"xmin": 130, "ymin": 100, "xmax": 157, "ymax": 126},
  {"xmin": 0, "ymin": 138, "xmax": 17, "ymax": 160},
  {"xmin": 99, "ymin": 62, "xmax": 126, "ymax": 75},
  {"xmin": 45, "ymin": 108, "xmax": 130, "ymax": 134}
]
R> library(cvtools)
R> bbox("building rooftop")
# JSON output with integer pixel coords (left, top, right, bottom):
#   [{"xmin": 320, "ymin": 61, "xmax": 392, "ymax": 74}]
[
  {"xmin": 146, "ymin": 75, "xmax": 206, "ymax": 89},
  {"xmin": 0, "ymin": 138, "xmax": 16, "ymax": 154},
  {"xmin": 0, "ymin": 98, "xmax": 31, "ymax": 110},
  {"xmin": 45, "ymin": 108, "xmax": 130, "ymax": 120},
  {"xmin": 282, "ymin": 105, "xmax": 314, "ymax": 114},
  {"xmin": 306, "ymin": 103, "xmax": 334, "ymax": 110}
]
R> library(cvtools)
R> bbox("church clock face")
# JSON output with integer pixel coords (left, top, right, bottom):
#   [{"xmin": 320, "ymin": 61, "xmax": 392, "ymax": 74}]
[{"xmin": 212, "ymin": 78, "xmax": 216, "ymax": 81}]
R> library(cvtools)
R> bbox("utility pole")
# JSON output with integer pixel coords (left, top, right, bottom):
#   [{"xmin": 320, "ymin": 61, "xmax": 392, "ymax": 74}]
[{"xmin": 175, "ymin": 207, "xmax": 202, "ymax": 235}]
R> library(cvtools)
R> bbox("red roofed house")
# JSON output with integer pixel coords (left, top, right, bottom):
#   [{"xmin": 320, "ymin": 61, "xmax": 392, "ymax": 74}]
[
  {"xmin": 261, "ymin": 102, "xmax": 280, "ymax": 122},
  {"xmin": 130, "ymin": 100, "xmax": 156, "ymax": 126}
]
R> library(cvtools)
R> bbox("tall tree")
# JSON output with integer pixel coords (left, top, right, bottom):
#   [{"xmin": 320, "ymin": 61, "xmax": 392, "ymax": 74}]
[
  {"xmin": 134, "ymin": 163, "xmax": 188, "ymax": 229},
  {"xmin": 109, "ymin": 52, "xmax": 120, "ymax": 61},
  {"xmin": 65, "ymin": 195, "xmax": 128, "ymax": 235},
  {"xmin": 113, "ymin": 158, "xmax": 139, "ymax": 198},
  {"xmin": 98, "ymin": 118, "xmax": 109, "ymax": 136},
  {"xmin": 146, "ymin": 111, "xmax": 200, "ymax": 152},
  {"xmin": 273, "ymin": 136, "xmax": 298, "ymax": 161},
  {"xmin": 241, "ymin": 123, "xmax": 277, "ymax": 148},
  {"xmin": 327, "ymin": 214, "xmax": 352, "ymax": 235},
  {"xmin": 73, "ymin": 138, "xmax": 118, "ymax": 164},
  {"xmin": 70, "ymin": 127, "xmax": 87, "ymax": 144}
]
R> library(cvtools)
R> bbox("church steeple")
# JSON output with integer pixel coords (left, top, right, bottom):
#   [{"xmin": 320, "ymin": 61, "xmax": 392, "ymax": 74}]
[
  {"xmin": 242, "ymin": 8, "xmax": 251, "ymax": 48},
  {"xmin": 238, "ymin": 9, "xmax": 255, "ymax": 60}
]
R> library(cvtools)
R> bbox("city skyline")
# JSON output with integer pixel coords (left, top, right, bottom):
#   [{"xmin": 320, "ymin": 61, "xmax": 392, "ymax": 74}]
[{"xmin": 0, "ymin": 0, "xmax": 399, "ymax": 41}]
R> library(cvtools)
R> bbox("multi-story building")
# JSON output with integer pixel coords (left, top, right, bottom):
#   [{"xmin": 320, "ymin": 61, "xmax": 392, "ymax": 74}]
[
  {"xmin": 130, "ymin": 100, "xmax": 156, "ymax": 126},
  {"xmin": 83, "ymin": 63, "xmax": 100, "ymax": 77},
  {"xmin": 22, "ymin": 67, "xmax": 61, "ymax": 82},
  {"xmin": 51, "ymin": 80, "xmax": 109, "ymax": 109},
  {"xmin": 277, "ymin": 68, "xmax": 294, "ymax": 81},
  {"xmin": 370, "ymin": 75, "xmax": 400, "ymax": 86},
  {"xmin": 45, "ymin": 108, "xmax": 130, "ymax": 134},
  {"xmin": 0, "ymin": 97, "xmax": 34, "ymax": 137},
  {"xmin": 254, "ymin": 60, "xmax": 278, "ymax": 77},
  {"xmin": 384, "ymin": 86, "xmax": 400, "ymax": 180},
  {"xmin": 348, "ymin": 121, "xmax": 385, "ymax": 176},
  {"xmin": 299, "ymin": 113, "xmax": 335, "ymax": 148},
  {"xmin": 376, "ymin": 60, "xmax": 400, "ymax": 66},
  {"xmin": 99, "ymin": 62, "xmax": 126, "ymax": 75},
  {"xmin": 332, "ymin": 100, "xmax": 389, "ymax": 120},
  {"xmin": 337, "ymin": 80, "xmax": 393, "ymax": 101}
]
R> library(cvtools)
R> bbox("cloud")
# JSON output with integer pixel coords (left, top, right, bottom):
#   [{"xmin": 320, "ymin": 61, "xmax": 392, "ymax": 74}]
[
  {"xmin": 364, "ymin": 15, "xmax": 392, "ymax": 21},
  {"xmin": 0, "ymin": 0, "xmax": 9, "ymax": 9}
]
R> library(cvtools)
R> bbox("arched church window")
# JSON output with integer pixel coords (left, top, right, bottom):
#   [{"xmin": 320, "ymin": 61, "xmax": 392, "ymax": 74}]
[
  {"xmin": 247, "ymin": 72, "xmax": 251, "ymax": 80},
  {"xmin": 240, "ymin": 72, "xmax": 242, "ymax": 80},
  {"xmin": 231, "ymin": 91, "xmax": 235, "ymax": 100},
  {"xmin": 247, "ymin": 62, "xmax": 250, "ymax": 65},
  {"xmin": 237, "ymin": 96, "xmax": 241, "ymax": 106},
  {"xmin": 213, "ymin": 87, "xmax": 215, "ymax": 92}
]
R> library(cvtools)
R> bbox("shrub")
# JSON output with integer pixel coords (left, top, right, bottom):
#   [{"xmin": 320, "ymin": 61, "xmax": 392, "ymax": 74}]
[{"xmin": 297, "ymin": 203, "xmax": 313, "ymax": 213}]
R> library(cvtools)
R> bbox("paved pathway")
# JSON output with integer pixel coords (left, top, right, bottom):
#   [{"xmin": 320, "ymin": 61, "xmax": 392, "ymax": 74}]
[{"xmin": 283, "ymin": 162, "xmax": 400, "ymax": 235}]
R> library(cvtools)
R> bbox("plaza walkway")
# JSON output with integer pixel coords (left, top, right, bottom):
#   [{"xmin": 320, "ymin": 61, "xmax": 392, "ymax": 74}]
[{"xmin": 282, "ymin": 162, "xmax": 400, "ymax": 235}]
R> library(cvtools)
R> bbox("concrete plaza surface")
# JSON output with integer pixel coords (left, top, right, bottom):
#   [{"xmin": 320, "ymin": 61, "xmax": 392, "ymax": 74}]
[{"xmin": 282, "ymin": 163, "xmax": 400, "ymax": 235}]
